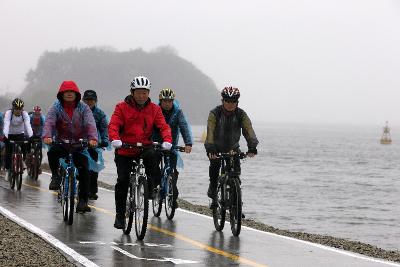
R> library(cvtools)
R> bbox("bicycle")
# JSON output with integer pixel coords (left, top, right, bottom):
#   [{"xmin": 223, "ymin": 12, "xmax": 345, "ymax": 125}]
[
  {"xmin": 27, "ymin": 136, "xmax": 42, "ymax": 180},
  {"xmin": 55, "ymin": 139, "xmax": 87, "ymax": 225},
  {"xmin": 152, "ymin": 144, "xmax": 185, "ymax": 220},
  {"xmin": 119, "ymin": 142, "xmax": 150, "ymax": 240},
  {"xmin": 212, "ymin": 151, "xmax": 247, "ymax": 236},
  {"xmin": 9, "ymin": 139, "xmax": 29, "ymax": 191}
]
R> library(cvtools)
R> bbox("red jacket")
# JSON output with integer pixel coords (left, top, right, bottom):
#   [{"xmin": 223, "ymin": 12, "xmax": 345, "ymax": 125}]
[{"xmin": 109, "ymin": 96, "xmax": 172, "ymax": 156}]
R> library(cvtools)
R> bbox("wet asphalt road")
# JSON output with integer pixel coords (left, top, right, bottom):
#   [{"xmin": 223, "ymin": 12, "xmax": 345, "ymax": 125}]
[{"xmin": 0, "ymin": 172, "xmax": 399, "ymax": 267}]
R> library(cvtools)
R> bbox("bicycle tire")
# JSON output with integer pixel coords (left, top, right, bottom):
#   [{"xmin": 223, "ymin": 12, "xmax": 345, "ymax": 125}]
[
  {"xmin": 165, "ymin": 174, "xmax": 176, "ymax": 220},
  {"xmin": 16, "ymin": 172, "xmax": 22, "ymax": 191},
  {"xmin": 152, "ymin": 190, "xmax": 162, "ymax": 217},
  {"xmin": 123, "ymin": 182, "xmax": 134, "ymax": 235},
  {"xmin": 212, "ymin": 178, "xmax": 226, "ymax": 231},
  {"xmin": 135, "ymin": 175, "xmax": 148, "ymax": 240},
  {"xmin": 60, "ymin": 175, "xmax": 69, "ymax": 222},
  {"xmin": 31, "ymin": 154, "xmax": 39, "ymax": 181},
  {"xmin": 9, "ymin": 172, "xmax": 16, "ymax": 190},
  {"xmin": 229, "ymin": 178, "xmax": 242, "ymax": 236},
  {"xmin": 67, "ymin": 171, "xmax": 75, "ymax": 225}
]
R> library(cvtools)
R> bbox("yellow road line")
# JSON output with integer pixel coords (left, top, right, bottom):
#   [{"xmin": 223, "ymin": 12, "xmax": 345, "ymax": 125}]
[{"xmin": 23, "ymin": 182, "xmax": 268, "ymax": 267}]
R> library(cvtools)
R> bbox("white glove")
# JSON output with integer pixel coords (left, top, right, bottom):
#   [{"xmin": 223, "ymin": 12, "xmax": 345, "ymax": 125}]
[
  {"xmin": 161, "ymin": 142, "xmax": 172, "ymax": 150},
  {"xmin": 111, "ymin": 140, "xmax": 122, "ymax": 148}
]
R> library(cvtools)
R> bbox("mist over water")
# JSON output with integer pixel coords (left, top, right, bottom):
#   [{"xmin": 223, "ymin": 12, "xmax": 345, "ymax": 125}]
[{"xmin": 99, "ymin": 123, "xmax": 400, "ymax": 250}]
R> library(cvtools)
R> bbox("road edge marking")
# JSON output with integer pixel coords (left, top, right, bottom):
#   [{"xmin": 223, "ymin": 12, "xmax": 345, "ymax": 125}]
[
  {"xmin": 0, "ymin": 205, "xmax": 99, "ymax": 267},
  {"xmin": 40, "ymin": 173, "xmax": 400, "ymax": 266}
]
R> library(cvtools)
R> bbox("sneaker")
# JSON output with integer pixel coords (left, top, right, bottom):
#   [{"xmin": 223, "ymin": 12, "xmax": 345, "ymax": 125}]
[
  {"xmin": 241, "ymin": 213, "xmax": 245, "ymax": 219},
  {"xmin": 84, "ymin": 202, "xmax": 91, "ymax": 212},
  {"xmin": 76, "ymin": 199, "xmax": 86, "ymax": 213},
  {"xmin": 49, "ymin": 176, "xmax": 61, "ymax": 191},
  {"xmin": 89, "ymin": 193, "xmax": 98, "ymax": 200},
  {"xmin": 114, "ymin": 213, "xmax": 125, "ymax": 229}
]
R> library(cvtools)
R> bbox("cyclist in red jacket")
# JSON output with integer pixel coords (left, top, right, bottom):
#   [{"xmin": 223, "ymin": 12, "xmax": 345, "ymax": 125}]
[{"xmin": 109, "ymin": 76, "xmax": 172, "ymax": 229}]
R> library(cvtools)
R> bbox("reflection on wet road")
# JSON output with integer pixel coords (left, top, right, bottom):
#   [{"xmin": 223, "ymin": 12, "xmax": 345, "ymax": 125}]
[{"xmin": 0, "ymin": 173, "xmax": 398, "ymax": 267}]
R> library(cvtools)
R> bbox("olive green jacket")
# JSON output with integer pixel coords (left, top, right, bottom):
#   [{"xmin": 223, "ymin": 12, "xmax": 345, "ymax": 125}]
[{"xmin": 204, "ymin": 105, "xmax": 258, "ymax": 153}]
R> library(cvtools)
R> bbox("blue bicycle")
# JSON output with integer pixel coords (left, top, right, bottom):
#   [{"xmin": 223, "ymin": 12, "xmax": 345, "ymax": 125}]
[
  {"xmin": 152, "ymin": 144, "xmax": 185, "ymax": 220},
  {"xmin": 56, "ymin": 139, "xmax": 87, "ymax": 225}
]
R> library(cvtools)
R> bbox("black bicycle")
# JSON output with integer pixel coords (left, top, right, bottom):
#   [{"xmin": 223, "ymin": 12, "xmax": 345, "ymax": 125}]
[
  {"xmin": 120, "ymin": 143, "xmax": 149, "ymax": 240},
  {"xmin": 212, "ymin": 151, "xmax": 247, "ymax": 236},
  {"xmin": 55, "ymin": 139, "xmax": 87, "ymax": 225},
  {"xmin": 152, "ymin": 144, "xmax": 185, "ymax": 220},
  {"xmin": 27, "ymin": 136, "xmax": 42, "ymax": 180},
  {"xmin": 9, "ymin": 139, "xmax": 29, "ymax": 191}
]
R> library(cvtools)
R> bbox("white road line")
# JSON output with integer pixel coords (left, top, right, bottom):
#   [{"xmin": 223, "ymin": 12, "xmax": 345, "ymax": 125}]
[
  {"xmin": 40, "ymin": 173, "xmax": 400, "ymax": 267},
  {"xmin": 0, "ymin": 206, "xmax": 99, "ymax": 267},
  {"xmin": 111, "ymin": 245, "xmax": 198, "ymax": 264}
]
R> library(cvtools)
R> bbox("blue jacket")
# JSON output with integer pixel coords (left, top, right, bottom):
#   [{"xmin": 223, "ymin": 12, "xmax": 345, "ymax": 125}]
[
  {"xmin": 91, "ymin": 105, "xmax": 109, "ymax": 146},
  {"xmin": 153, "ymin": 101, "xmax": 193, "ymax": 147},
  {"xmin": 29, "ymin": 114, "xmax": 45, "ymax": 137}
]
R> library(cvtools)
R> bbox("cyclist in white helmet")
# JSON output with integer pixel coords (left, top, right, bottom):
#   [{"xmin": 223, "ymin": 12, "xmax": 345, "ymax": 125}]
[{"xmin": 3, "ymin": 98, "xmax": 33, "ymax": 180}]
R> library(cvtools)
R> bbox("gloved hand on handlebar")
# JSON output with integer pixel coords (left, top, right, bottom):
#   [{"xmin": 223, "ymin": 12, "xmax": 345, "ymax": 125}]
[
  {"xmin": 161, "ymin": 142, "xmax": 172, "ymax": 150},
  {"xmin": 111, "ymin": 140, "xmax": 122, "ymax": 148}
]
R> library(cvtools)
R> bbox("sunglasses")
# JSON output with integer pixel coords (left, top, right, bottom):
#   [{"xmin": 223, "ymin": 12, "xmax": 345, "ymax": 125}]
[{"xmin": 224, "ymin": 99, "xmax": 238, "ymax": 103}]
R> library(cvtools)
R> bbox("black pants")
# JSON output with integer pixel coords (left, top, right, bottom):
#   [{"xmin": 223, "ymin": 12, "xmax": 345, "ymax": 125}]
[
  {"xmin": 88, "ymin": 148, "xmax": 98, "ymax": 194},
  {"xmin": 27, "ymin": 136, "xmax": 43, "ymax": 165},
  {"xmin": 209, "ymin": 156, "xmax": 241, "ymax": 187},
  {"xmin": 5, "ymin": 134, "xmax": 27, "ymax": 170},
  {"xmin": 48, "ymin": 145, "xmax": 90, "ymax": 201},
  {"xmin": 114, "ymin": 148, "xmax": 161, "ymax": 214}
]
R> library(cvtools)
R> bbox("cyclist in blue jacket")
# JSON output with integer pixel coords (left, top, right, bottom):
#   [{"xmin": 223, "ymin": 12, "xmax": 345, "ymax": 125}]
[
  {"xmin": 82, "ymin": 90, "xmax": 109, "ymax": 200},
  {"xmin": 153, "ymin": 88, "xmax": 193, "ymax": 208}
]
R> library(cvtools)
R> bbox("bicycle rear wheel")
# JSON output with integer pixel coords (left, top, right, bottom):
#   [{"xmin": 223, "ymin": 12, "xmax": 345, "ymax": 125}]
[
  {"xmin": 135, "ymin": 175, "xmax": 148, "ymax": 240},
  {"xmin": 165, "ymin": 174, "xmax": 176, "ymax": 220},
  {"xmin": 16, "ymin": 172, "xmax": 22, "ymax": 191},
  {"xmin": 67, "ymin": 171, "xmax": 75, "ymax": 225},
  {"xmin": 212, "ymin": 179, "xmax": 226, "ymax": 231},
  {"xmin": 123, "ymin": 182, "xmax": 134, "ymax": 235},
  {"xmin": 229, "ymin": 178, "xmax": 242, "ymax": 236}
]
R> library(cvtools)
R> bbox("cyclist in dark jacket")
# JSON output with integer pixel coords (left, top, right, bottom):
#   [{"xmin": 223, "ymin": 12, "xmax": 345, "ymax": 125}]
[
  {"xmin": 83, "ymin": 90, "xmax": 109, "ymax": 200},
  {"xmin": 204, "ymin": 87, "xmax": 258, "ymax": 204},
  {"xmin": 153, "ymin": 88, "xmax": 193, "ymax": 208}
]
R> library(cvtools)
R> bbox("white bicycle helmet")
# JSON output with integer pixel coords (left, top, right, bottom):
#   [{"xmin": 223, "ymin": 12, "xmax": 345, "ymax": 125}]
[{"xmin": 130, "ymin": 76, "xmax": 151, "ymax": 90}]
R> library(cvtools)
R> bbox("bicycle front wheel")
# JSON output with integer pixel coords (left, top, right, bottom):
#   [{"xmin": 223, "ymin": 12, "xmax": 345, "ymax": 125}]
[
  {"xmin": 123, "ymin": 182, "xmax": 134, "ymax": 235},
  {"xmin": 152, "ymin": 189, "xmax": 162, "ymax": 217},
  {"xmin": 212, "ymin": 180, "xmax": 226, "ymax": 231},
  {"xmin": 67, "ymin": 172, "xmax": 75, "ymax": 225},
  {"xmin": 31, "ymin": 154, "xmax": 39, "ymax": 181},
  {"xmin": 60, "ymin": 175, "xmax": 69, "ymax": 222},
  {"xmin": 229, "ymin": 178, "xmax": 242, "ymax": 236},
  {"xmin": 135, "ymin": 175, "xmax": 148, "ymax": 240},
  {"xmin": 165, "ymin": 174, "xmax": 176, "ymax": 220}
]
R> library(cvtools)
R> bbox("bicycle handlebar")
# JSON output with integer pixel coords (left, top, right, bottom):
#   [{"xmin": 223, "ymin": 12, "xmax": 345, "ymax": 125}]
[
  {"xmin": 218, "ymin": 151, "xmax": 247, "ymax": 159},
  {"xmin": 9, "ymin": 140, "xmax": 29, "ymax": 144}
]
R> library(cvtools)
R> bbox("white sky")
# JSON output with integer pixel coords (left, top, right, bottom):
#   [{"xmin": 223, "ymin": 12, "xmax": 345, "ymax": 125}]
[{"xmin": 1, "ymin": 0, "xmax": 400, "ymax": 125}]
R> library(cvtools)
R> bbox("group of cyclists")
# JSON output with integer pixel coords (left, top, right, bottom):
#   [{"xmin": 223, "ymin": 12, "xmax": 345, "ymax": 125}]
[{"xmin": 0, "ymin": 75, "xmax": 259, "ymax": 230}]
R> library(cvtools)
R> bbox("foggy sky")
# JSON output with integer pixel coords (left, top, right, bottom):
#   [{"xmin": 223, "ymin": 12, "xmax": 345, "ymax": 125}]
[{"xmin": 1, "ymin": 0, "xmax": 400, "ymax": 126}]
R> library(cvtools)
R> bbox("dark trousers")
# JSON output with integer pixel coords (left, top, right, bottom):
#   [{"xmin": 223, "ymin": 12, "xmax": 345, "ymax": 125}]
[
  {"xmin": 48, "ymin": 145, "xmax": 90, "ymax": 201},
  {"xmin": 209, "ymin": 156, "xmax": 241, "ymax": 187},
  {"xmin": 88, "ymin": 148, "xmax": 98, "ymax": 194},
  {"xmin": 5, "ymin": 134, "xmax": 27, "ymax": 170},
  {"xmin": 114, "ymin": 148, "xmax": 161, "ymax": 214}
]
